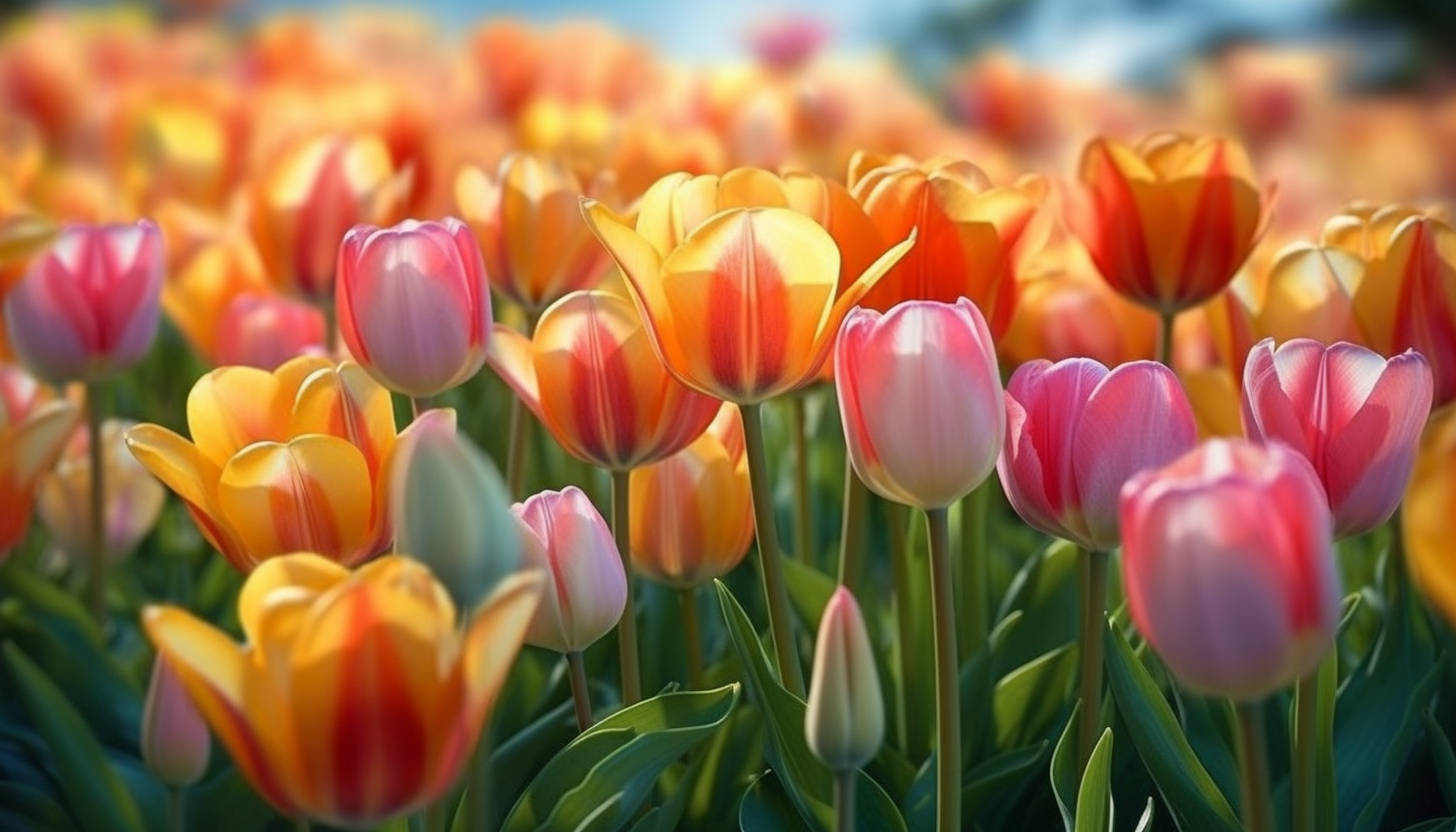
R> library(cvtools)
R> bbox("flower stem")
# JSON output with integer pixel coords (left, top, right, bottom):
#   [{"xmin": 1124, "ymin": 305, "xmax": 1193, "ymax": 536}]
[
  {"xmin": 409, "ymin": 395, "xmax": 432, "ymax": 420},
  {"xmin": 834, "ymin": 768, "xmax": 856, "ymax": 832},
  {"xmin": 84, "ymin": 382, "xmax": 106, "ymax": 623},
  {"xmin": 423, "ymin": 798, "xmax": 448, "ymax": 832},
  {"xmin": 681, "ymin": 587, "xmax": 705, "ymax": 689},
  {"xmin": 1236, "ymin": 700, "xmax": 1274, "ymax": 832},
  {"xmin": 925, "ymin": 507, "xmax": 961, "ymax": 832},
  {"xmin": 956, "ymin": 483, "xmax": 990, "ymax": 659},
  {"xmin": 739, "ymin": 402, "xmax": 805, "ymax": 697},
  {"xmin": 462, "ymin": 732, "xmax": 493, "ymax": 832},
  {"xmin": 166, "ymin": 787, "xmax": 184, "ymax": 832},
  {"xmin": 1078, "ymin": 548, "xmax": 1109, "ymax": 777},
  {"xmin": 610, "ymin": 470, "xmax": 642, "ymax": 705},
  {"xmin": 838, "ymin": 460, "xmax": 867, "ymax": 593},
  {"xmin": 1293, "ymin": 671, "xmax": 1317, "ymax": 832},
  {"xmin": 1156, "ymin": 310, "xmax": 1176, "ymax": 369},
  {"xmin": 791, "ymin": 394, "xmax": 812, "ymax": 564},
  {"xmin": 567, "ymin": 651, "xmax": 595, "ymax": 732},
  {"xmin": 887, "ymin": 501, "xmax": 917, "ymax": 757},
  {"xmin": 504, "ymin": 311, "xmax": 540, "ymax": 499}
]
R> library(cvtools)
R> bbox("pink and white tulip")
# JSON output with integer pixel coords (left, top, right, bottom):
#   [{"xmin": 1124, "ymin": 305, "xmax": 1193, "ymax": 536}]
[
  {"xmin": 835, "ymin": 298, "xmax": 1004, "ymax": 510},
  {"xmin": 513, "ymin": 486, "xmax": 627, "ymax": 654},
  {"xmin": 336, "ymin": 218, "xmax": 492, "ymax": 398},
  {"xmin": 805, "ymin": 586, "xmax": 884, "ymax": 772},
  {"xmin": 4, "ymin": 220, "xmax": 164, "ymax": 383},
  {"xmin": 998, "ymin": 358, "xmax": 1197, "ymax": 551},
  {"xmin": 1120, "ymin": 439, "xmax": 1341, "ymax": 700},
  {"xmin": 1241, "ymin": 337, "xmax": 1433, "ymax": 539}
]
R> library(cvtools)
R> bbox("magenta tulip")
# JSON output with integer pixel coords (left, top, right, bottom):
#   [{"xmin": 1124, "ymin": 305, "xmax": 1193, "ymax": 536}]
[
  {"xmin": 336, "ymin": 217, "xmax": 492, "ymax": 398},
  {"xmin": 4, "ymin": 220, "xmax": 163, "ymax": 384},
  {"xmin": 835, "ymin": 298, "xmax": 1004, "ymax": 510},
  {"xmin": 214, "ymin": 293, "xmax": 326, "ymax": 370},
  {"xmin": 1241, "ymin": 337, "xmax": 1433, "ymax": 539},
  {"xmin": 998, "ymin": 358, "xmax": 1197, "ymax": 552},
  {"xmin": 1120, "ymin": 439, "xmax": 1341, "ymax": 700},
  {"xmin": 513, "ymin": 486, "xmax": 627, "ymax": 654}
]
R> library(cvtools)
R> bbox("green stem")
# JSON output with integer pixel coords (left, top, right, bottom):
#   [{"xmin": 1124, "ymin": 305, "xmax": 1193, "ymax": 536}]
[
  {"xmin": 462, "ymin": 731, "xmax": 493, "ymax": 832},
  {"xmin": 838, "ymin": 459, "xmax": 867, "ymax": 593},
  {"xmin": 681, "ymin": 587, "xmax": 705, "ymax": 690},
  {"xmin": 423, "ymin": 798, "xmax": 448, "ymax": 832},
  {"xmin": 610, "ymin": 470, "xmax": 642, "ymax": 705},
  {"xmin": 166, "ymin": 787, "xmax": 184, "ymax": 832},
  {"xmin": 887, "ymin": 501, "xmax": 917, "ymax": 757},
  {"xmin": 1293, "ymin": 671, "xmax": 1317, "ymax": 832},
  {"xmin": 834, "ymin": 768, "xmax": 856, "ymax": 832},
  {"xmin": 409, "ymin": 395, "xmax": 432, "ymax": 420},
  {"xmin": 1156, "ymin": 309, "xmax": 1176, "ymax": 369},
  {"xmin": 322, "ymin": 302, "xmax": 337, "ymax": 357},
  {"xmin": 791, "ymin": 395, "xmax": 812, "ymax": 564},
  {"xmin": 567, "ymin": 651, "xmax": 595, "ymax": 732},
  {"xmin": 84, "ymin": 382, "xmax": 106, "ymax": 623},
  {"xmin": 1236, "ymin": 700, "xmax": 1274, "ymax": 832},
  {"xmin": 1078, "ymin": 548, "xmax": 1109, "ymax": 778},
  {"xmin": 504, "ymin": 311, "xmax": 540, "ymax": 499},
  {"xmin": 1386, "ymin": 504, "xmax": 1407, "ymax": 611},
  {"xmin": 925, "ymin": 507, "xmax": 961, "ymax": 832},
  {"xmin": 956, "ymin": 483, "xmax": 990, "ymax": 659},
  {"xmin": 739, "ymin": 402, "xmax": 806, "ymax": 697}
]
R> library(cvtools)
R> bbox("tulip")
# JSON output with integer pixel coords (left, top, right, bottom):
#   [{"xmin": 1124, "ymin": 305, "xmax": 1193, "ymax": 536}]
[
  {"xmin": 140, "ymin": 653, "xmax": 210, "ymax": 788},
  {"xmin": 143, "ymin": 553, "xmax": 543, "ymax": 827},
  {"xmin": 336, "ymin": 217, "xmax": 491, "ymax": 398},
  {"xmin": 161, "ymin": 237, "xmax": 272, "ymax": 365},
  {"xmin": 0, "ymin": 185, "xmax": 54, "ymax": 298},
  {"xmin": 630, "ymin": 402, "xmax": 753, "ymax": 588},
  {"xmin": 488, "ymin": 289, "xmax": 721, "ymax": 471},
  {"xmin": 1240, "ymin": 337, "xmax": 1432, "ymax": 539},
  {"xmin": 0, "ymin": 365, "xmax": 81, "ymax": 558},
  {"xmin": 249, "ymin": 132, "xmax": 411, "ymax": 302},
  {"xmin": 454, "ymin": 153, "xmax": 616, "ymax": 316},
  {"xmin": 1072, "ymin": 133, "xmax": 1271, "ymax": 316},
  {"xmin": 848, "ymin": 152, "xmax": 1047, "ymax": 338},
  {"xmin": 998, "ymin": 358, "xmax": 1197, "ymax": 552},
  {"xmin": 3, "ymin": 220, "xmax": 164, "ymax": 384},
  {"xmin": 513, "ymin": 486, "xmax": 627, "ymax": 654},
  {"xmin": 393, "ymin": 418, "xmax": 523, "ymax": 611},
  {"xmin": 835, "ymin": 299, "xmax": 1004, "ymax": 510},
  {"xmin": 1407, "ymin": 406, "xmax": 1456, "ymax": 627},
  {"xmin": 214, "ymin": 293, "xmax": 326, "ymax": 370},
  {"xmin": 1253, "ymin": 243, "xmax": 1365, "ymax": 347},
  {"xmin": 805, "ymin": 586, "xmax": 884, "ymax": 772},
  {"xmin": 1120, "ymin": 439, "xmax": 1341, "ymax": 700},
  {"xmin": 125, "ymin": 356, "xmax": 448, "ymax": 572},
  {"xmin": 36, "ymin": 418, "xmax": 165, "ymax": 564}
]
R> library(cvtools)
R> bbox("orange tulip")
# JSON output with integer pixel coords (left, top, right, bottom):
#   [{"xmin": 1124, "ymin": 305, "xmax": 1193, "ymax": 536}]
[
  {"xmin": 581, "ymin": 171, "xmax": 913, "ymax": 403},
  {"xmin": 848, "ymin": 152, "xmax": 1048, "ymax": 338},
  {"xmin": 162, "ymin": 235, "xmax": 272, "ymax": 364},
  {"xmin": 488, "ymin": 289, "xmax": 720, "ymax": 470},
  {"xmin": 125, "ymin": 356, "xmax": 448, "ymax": 572},
  {"xmin": 1072, "ymin": 133, "xmax": 1272, "ymax": 315},
  {"xmin": 143, "ymin": 553, "xmax": 543, "ymax": 827},
  {"xmin": 0, "ymin": 365, "xmax": 80, "ymax": 558}
]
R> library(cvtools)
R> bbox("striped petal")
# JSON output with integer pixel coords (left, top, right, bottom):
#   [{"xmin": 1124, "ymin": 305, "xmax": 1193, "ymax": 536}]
[
  {"xmin": 290, "ymin": 361, "xmax": 397, "ymax": 474},
  {"xmin": 124, "ymin": 423, "xmax": 244, "ymax": 566}
]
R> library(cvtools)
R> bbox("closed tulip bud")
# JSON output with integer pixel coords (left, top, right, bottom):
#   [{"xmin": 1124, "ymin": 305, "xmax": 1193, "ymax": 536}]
[
  {"xmin": 513, "ymin": 486, "xmax": 626, "ymax": 654},
  {"xmin": 214, "ymin": 293, "xmax": 327, "ymax": 371},
  {"xmin": 0, "ymin": 365, "xmax": 81, "ymax": 558},
  {"xmin": 140, "ymin": 653, "xmax": 210, "ymax": 788},
  {"xmin": 37, "ymin": 419, "xmax": 165, "ymax": 564},
  {"xmin": 144, "ymin": 554, "xmax": 543, "ymax": 827},
  {"xmin": 835, "ymin": 299, "xmax": 1004, "ymax": 510},
  {"xmin": 998, "ymin": 359, "xmax": 1197, "ymax": 551},
  {"xmin": 1241, "ymin": 337, "xmax": 1432, "ymax": 539},
  {"xmin": 630, "ymin": 403, "xmax": 754, "ymax": 588},
  {"xmin": 393, "ymin": 417, "xmax": 523, "ymax": 611},
  {"xmin": 4, "ymin": 220, "xmax": 164, "ymax": 384},
  {"xmin": 336, "ymin": 217, "xmax": 492, "ymax": 398},
  {"xmin": 1120, "ymin": 439, "xmax": 1341, "ymax": 700},
  {"xmin": 805, "ymin": 587, "xmax": 884, "ymax": 771},
  {"xmin": 1073, "ymin": 133, "xmax": 1272, "ymax": 315}
]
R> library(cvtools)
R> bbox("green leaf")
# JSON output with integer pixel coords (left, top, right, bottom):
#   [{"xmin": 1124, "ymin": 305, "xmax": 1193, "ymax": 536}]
[
  {"xmin": 994, "ymin": 539, "xmax": 1079, "ymax": 674},
  {"xmin": 1351, "ymin": 655, "xmax": 1447, "ymax": 832},
  {"xmin": 1389, "ymin": 820, "xmax": 1456, "ymax": 832},
  {"xmin": 740, "ymin": 772, "xmax": 815, "ymax": 832},
  {"xmin": 1050, "ymin": 702, "xmax": 1082, "ymax": 830},
  {"xmin": 905, "ymin": 739, "xmax": 1047, "ymax": 827},
  {"xmin": 0, "ymin": 644, "xmax": 144, "ymax": 832},
  {"xmin": 188, "ymin": 767, "xmax": 277, "ymax": 832},
  {"xmin": 0, "ymin": 782, "xmax": 78, "ymax": 832},
  {"xmin": 993, "ymin": 643, "xmax": 1077, "ymax": 749},
  {"xmin": 1132, "ymin": 798, "xmax": 1156, "ymax": 832},
  {"xmin": 500, "ymin": 685, "xmax": 739, "ymax": 832},
  {"xmin": 1102, "ymin": 621, "xmax": 1241, "ymax": 832},
  {"xmin": 782, "ymin": 558, "xmax": 837, "ymax": 639},
  {"xmin": 1074, "ymin": 729, "xmax": 1112, "ymax": 832},
  {"xmin": 960, "ymin": 610, "xmax": 1023, "ymax": 767},
  {"xmin": 1429, "ymin": 710, "xmax": 1456, "ymax": 815},
  {"xmin": 716, "ymin": 580, "xmax": 907, "ymax": 832}
]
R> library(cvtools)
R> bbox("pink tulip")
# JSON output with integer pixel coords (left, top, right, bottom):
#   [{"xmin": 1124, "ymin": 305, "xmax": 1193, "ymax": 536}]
[
  {"xmin": 1241, "ymin": 337, "xmax": 1433, "ymax": 539},
  {"xmin": 140, "ymin": 653, "xmax": 210, "ymax": 788},
  {"xmin": 1120, "ymin": 439, "xmax": 1341, "ymax": 700},
  {"xmin": 835, "ymin": 298, "xmax": 1004, "ymax": 510},
  {"xmin": 998, "ymin": 358, "xmax": 1197, "ymax": 551},
  {"xmin": 513, "ymin": 486, "xmax": 627, "ymax": 654},
  {"xmin": 336, "ymin": 218, "xmax": 492, "ymax": 398},
  {"xmin": 215, "ymin": 293, "xmax": 326, "ymax": 370},
  {"xmin": 4, "ymin": 221, "xmax": 163, "ymax": 383}
]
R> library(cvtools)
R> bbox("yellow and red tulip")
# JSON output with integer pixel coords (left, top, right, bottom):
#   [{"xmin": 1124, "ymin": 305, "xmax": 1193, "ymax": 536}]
[
  {"xmin": 0, "ymin": 364, "xmax": 81, "ymax": 558},
  {"xmin": 142, "ymin": 553, "xmax": 543, "ymax": 827}
]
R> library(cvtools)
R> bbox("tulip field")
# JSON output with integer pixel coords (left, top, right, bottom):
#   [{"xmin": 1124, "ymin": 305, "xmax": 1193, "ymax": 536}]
[{"xmin": 3, "ymin": 5, "xmax": 1456, "ymax": 832}]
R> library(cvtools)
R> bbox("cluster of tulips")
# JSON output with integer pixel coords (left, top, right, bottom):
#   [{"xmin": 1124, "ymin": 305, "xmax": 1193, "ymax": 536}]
[{"xmin": 2, "ymin": 7, "xmax": 1456, "ymax": 832}]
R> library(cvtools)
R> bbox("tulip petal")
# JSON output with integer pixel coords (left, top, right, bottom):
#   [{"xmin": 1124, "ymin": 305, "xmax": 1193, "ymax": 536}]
[
  {"xmin": 290, "ymin": 361, "xmax": 397, "ymax": 474},
  {"xmin": 484, "ymin": 323, "xmax": 546, "ymax": 424},
  {"xmin": 187, "ymin": 365, "xmax": 295, "ymax": 467},
  {"xmin": 124, "ymin": 423, "xmax": 243, "ymax": 566},
  {"xmin": 237, "ymin": 553, "xmax": 351, "ymax": 645},
  {"xmin": 461, "ymin": 570, "xmax": 545, "ymax": 730}
]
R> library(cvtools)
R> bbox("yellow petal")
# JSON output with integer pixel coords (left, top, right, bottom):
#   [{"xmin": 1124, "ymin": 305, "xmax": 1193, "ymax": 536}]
[
  {"xmin": 462, "ymin": 571, "xmax": 544, "ymax": 724},
  {"xmin": 290, "ymin": 361, "xmax": 397, "ymax": 473},
  {"xmin": 6, "ymin": 400, "xmax": 80, "ymax": 483},
  {"xmin": 124, "ymin": 423, "xmax": 242, "ymax": 565},
  {"xmin": 238, "ymin": 553, "xmax": 351, "ymax": 646},
  {"xmin": 484, "ymin": 323, "xmax": 544, "ymax": 422},
  {"xmin": 187, "ymin": 366, "xmax": 293, "ymax": 468}
]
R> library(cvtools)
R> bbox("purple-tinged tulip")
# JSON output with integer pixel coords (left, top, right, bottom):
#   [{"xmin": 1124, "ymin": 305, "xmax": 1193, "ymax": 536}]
[
  {"xmin": 513, "ymin": 486, "xmax": 627, "ymax": 654},
  {"xmin": 141, "ymin": 653, "xmax": 210, "ymax": 788}
]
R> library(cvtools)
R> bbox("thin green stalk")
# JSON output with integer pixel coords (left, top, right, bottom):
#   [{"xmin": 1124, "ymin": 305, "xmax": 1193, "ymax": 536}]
[
  {"xmin": 791, "ymin": 395, "xmax": 813, "ymax": 564},
  {"xmin": 567, "ymin": 651, "xmax": 595, "ymax": 732},
  {"xmin": 834, "ymin": 768, "xmax": 856, "ymax": 832},
  {"xmin": 739, "ymin": 403, "xmax": 806, "ymax": 697},
  {"xmin": 1236, "ymin": 700, "xmax": 1274, "ymax": 832},
  {"xmin": 423, "ymin": 799, "xmax": 448, "ymax": 832},
  {"xmin": 1387, "ymin": 504, "xmax": 1407, "ymax": 609},
  {"xmin": 887, "ymin": 501, "xmax": 917, "ymax": 757},
  {"xmin": 84, "ymin": 382, "xmax": 106, "ymax": 623},
  {"xmin": 504, "ymin": 311, "xmax": 540, "ymax": 499},
  {"xmin": 166, "ymin": 787, "xmax": 184, "ymax": 832},
  {"xmin": 681, "ymin": 587, "xmax": 705, "ymax": 690},
  {"xmin": 838, "ymin": 460, "xmax": 867, "ymax": 592},
  {"xmin": 409, "ymin": 395, "xmax": 432, "ymax": 420},
  {"xmin": 1156, "ymin": 310, "xmax": 1176, "ymax": 369},
  {"xmin": 462, "ymin": 733, "xmax": 493, "ymax": 832},
  {"xmin": 956, "ymin": 483, "xmax": 990, "ymax": 659},
  {"xmin": 610, "ymin": 470, "xmax": 642, "ymax": 705},
  {"xmin": 925, "ymin": 507, "xmax": 961, "ymax": 832},
  {"xmin": 1078, "ymin": 548, "xmax": 1109, "ymax": 777},
  {"xmin": 1293, "ymin": 671, "xmax": 1317, "ymax": 832}
]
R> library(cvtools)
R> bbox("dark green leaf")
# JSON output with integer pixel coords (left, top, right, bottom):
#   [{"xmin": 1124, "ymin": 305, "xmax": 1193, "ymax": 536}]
[
  {"xmin": 0, "ymin": 782, "xmax": 78, "ymax": 832},
  {"xmin": 993, "ymin": 644, "xmax": 1077, "ymax": 749},
  {"xmin": 740, "ymin": 771, "xmax": 814, "ymax": 832},
  {"xmin": 1074, "ymin": 729, "xmax": 1112, "ymax": 832},
  {"xmin": 1351, "ymin": 656, "xmax": 1446, "ymax": 832},
  {"xmin": 1428, "ymin": 710, "xmax": 1456, "ymax": 815},
  {"xmin": 782, "ymin": 558, "xmax": 837, "ymax": 639},
  {"xmin": 1050, "ymin": 701, "xmax": 1081, "ymax": 831}
]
